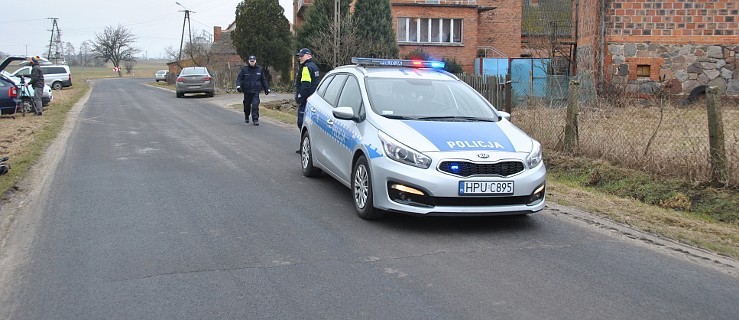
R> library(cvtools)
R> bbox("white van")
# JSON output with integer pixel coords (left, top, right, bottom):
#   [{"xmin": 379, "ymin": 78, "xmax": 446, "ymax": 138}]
[{"xmin": 12, "ymin": 65, "xmax": 72, "ymax": 90}]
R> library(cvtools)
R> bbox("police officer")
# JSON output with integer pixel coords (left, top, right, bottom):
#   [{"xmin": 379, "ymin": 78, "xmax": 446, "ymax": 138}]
[
  {"xmin": 26, "ymin": 56, "xmax": 44, "ymax": 116},
  {"xmin": 236, "ymin": 55, "xmax": 270, "ymax": 126},
  {"xmin": 294, "ymin": 48, "xmax": 320, "ymax": 153}
]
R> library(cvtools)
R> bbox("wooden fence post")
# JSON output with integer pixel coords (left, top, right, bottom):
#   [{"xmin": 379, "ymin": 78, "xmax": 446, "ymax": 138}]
[
  {"xmin": 562, "ymin": 80, "xmax": 580, "ymax": 154},
  {"xmin": 706, "ymin": 86, "xmax": 727, "ymax": 184},
  {"xmin": 505, "ymin": 74, "xmax": 512, "ymax": 113}
]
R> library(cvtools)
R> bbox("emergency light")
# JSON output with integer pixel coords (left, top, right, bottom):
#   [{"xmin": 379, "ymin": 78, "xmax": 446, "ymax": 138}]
[{"xmin": 351, "ymin": 57, "xmax": 445, "ymax": 69}]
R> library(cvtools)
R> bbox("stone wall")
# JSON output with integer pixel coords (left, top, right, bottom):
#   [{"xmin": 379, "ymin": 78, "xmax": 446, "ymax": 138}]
[{"xmin": 606, "ymin": 44, "xmax": 738, "ymax": 96}]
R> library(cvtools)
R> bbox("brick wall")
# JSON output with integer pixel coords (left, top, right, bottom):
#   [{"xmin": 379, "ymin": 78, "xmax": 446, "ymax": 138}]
[
  {"xmin": 607, "ymin": 0, "xmax": 738, "ymax": 38},
  {"xmin": 391, "ymin": 0, "xmax": 521, "ymax": 73},
  {"xmin": 392, "ymin": 4, "xmax": 480, "ymax": 73},
  {"xmin": 477, "ymin": 0, "xmax": 522, "ymax": 58}
]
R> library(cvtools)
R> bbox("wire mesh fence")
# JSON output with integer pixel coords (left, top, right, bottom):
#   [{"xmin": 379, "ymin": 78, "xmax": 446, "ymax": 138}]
[{"xmin": 511, "ymin": 96, "xmax": 739, "ymax": 186}]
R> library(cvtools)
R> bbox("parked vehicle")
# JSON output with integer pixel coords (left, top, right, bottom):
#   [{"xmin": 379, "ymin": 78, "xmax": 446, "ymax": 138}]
[
  {"xmin": 0, "ymin": 56, "xmax": 26, "ymax": 115},
  {"xmin": 175, "ymin": 67, "xmax": 214, "ymax": 98},
  {"xmin": 154, "ymin": 70, "xmax": 168, "ymax": 82},
  {"xmin": 300, "ymin": 58, "xmax": 546, "ymax": 220},
  {"xmin": 12, "ymin": 64, "xmax": 72, "ymax": 90},
  {"xmin": 1, "ymin": 70, "xmax": 53, "ymax": 107}
]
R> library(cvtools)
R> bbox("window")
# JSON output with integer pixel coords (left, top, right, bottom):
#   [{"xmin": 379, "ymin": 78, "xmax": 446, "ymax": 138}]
[
  {"xmin": 317, "ymin": 75, "xmax": 334, "ymax": 97},
  {"xmin": 336, "ymin": 76, "xmax": 362, "ymax": 114},
  {"xmin": 636, "ymin": 65, "xmax": 651, "ymax": 78},
  {"xmin": 397, "ymin": 18, "xmax": 463, "ymax": 44},
  {"xmin": 322, "ymin": 74, "xmax": 348, "ymax": 106}
]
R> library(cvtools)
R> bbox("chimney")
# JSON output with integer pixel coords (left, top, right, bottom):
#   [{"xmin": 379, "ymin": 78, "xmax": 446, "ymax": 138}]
[{"xmin": 214, "ymin": 26, "xmax": 222, "ymax": 42}]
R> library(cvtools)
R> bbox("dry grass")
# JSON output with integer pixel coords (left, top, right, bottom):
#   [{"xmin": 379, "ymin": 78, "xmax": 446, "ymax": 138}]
[{"xmin": 514, "ymin": 99, "xmax": 739, "ymax": 185}]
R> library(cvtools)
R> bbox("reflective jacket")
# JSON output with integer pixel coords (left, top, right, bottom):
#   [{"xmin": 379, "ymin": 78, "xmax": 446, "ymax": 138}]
[
  {"xmin": 236, "ymin": 64, "xmax": 269, "ymax": 94},
  {"xmin": 295, "ymin": 59, "xmax": 320, "ymax": 104}
]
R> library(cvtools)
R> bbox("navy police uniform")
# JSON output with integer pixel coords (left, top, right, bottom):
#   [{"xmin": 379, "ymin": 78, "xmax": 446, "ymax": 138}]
[
  {"xmin": 295, "ymin": 48, "xmax": 321, "ymax": 130},
  {"xmin": 236, "ymin": 55, "xmax": 270, "ymax": 125}
]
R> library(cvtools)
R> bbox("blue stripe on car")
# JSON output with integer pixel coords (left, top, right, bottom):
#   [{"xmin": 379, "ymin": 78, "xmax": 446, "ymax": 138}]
[{"xmin": 402, "ymin": 121, "xmax": 515, "ymax": 152}]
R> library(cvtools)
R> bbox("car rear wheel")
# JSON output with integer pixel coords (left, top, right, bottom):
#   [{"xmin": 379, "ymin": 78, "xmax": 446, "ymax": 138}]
[
  {"xmin": 21, "ymin": 98, "xmax": 33, "ymax": 113},
  {"xmin": 352, "ymin": 156, "xmax": 385, "ymax": 220},
  {"xmin": 51, "ymin": 81, "xmax": 62, "ymax": 90},
  {"xmin": 176, "ymin": 91, "xmax": 184, "ymax": 98},
  {"xmin": 207, "ymin": 91, "xmax": 214, "ymax": 97},
  {"xmin": 301, "ymin": 133, "xmax": 322, "ymax": 177}
]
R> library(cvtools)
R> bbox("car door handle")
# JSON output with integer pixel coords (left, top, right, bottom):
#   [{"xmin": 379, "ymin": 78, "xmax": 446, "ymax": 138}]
[
  {"xmin": 327, "ymin": 119, "xmax": 334, "ymax": 125},
  {"xmin": 310, "ymin": 107, "xmax": 317, "ymax": 112}
]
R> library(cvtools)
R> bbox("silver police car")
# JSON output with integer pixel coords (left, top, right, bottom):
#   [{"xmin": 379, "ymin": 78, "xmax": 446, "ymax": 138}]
[{"xmin": 300, "ymin": 58, "xmax": 546, "ymax": 219}]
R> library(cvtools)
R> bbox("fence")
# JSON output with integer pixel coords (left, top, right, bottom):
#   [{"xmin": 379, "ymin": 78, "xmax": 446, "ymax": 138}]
[
  {"xmin": 455, "ymin": 73, "xmax": 506, "ymax": 109},
  {"xmin": 511, "ymin": 83, "xmax": 738, "ymax": 186}
]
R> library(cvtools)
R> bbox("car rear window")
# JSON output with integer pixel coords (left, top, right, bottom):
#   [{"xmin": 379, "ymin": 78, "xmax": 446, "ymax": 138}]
[{"xmin": 181, "ymin": 68, "xmax": 208, "ymax": 76}]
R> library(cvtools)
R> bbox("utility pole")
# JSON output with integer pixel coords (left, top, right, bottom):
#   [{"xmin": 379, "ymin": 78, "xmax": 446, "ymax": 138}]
[
  {"xmin": 176, "ymin": 2, "xmax": 195, "ymax": 67},
  {"xmin": 333, "ymin": 0, "xmax": 339, "ymax": 68},
  {"xmin": 47, "ymin": 18, "xmax": 61, "ymax": 63}
]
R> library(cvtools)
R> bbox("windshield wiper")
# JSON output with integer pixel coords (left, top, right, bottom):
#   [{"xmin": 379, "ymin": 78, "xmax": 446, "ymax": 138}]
[
  {"xmin": 416, "ymin": 116, "xmax": 496, "ymax": 122},
  {"xmin": 381, "ymin": 114, "xmax": 417, "ymax": 120}
]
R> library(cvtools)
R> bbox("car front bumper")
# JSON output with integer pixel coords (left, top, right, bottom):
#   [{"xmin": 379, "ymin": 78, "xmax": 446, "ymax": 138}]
[{"xmin": 370, "ymin": 154, "xmax": 546, "ymax": 216}]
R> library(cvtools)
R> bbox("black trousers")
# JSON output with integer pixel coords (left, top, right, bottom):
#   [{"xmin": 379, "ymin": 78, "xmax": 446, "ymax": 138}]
[{"xmin": 243, "ymin": 93, "xmax": 260, "ymax": 121}]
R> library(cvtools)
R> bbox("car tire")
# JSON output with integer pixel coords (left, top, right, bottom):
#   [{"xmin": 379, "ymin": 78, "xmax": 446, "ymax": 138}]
[
  {"xmin": 207, "ymin": 91, "xmax": 214, "ymax": 97},
  {"xmin": 51, "ymin": 81, "xmax": 62, "ymax": 90},
  {"xmin": 352, "ymin": 155, "xmax": 385, "ymax": 220},
  {"xmin": 176, "ymin": 91, "xmax": 184, "ymax": 98},
  {"xmin": 21, "ymin": 98, "xmax": 34, "ymax": 114},
  {"xmin": 301, "ymin": 133, "xmax": 322, "ymax": 177}
]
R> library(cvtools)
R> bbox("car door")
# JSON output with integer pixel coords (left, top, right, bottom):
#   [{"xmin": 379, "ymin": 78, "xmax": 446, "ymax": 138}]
[
  {"xmin": 324, "ymin": 75, "xmax": 363, "ymax": 181},
  {"xmin": 310, "ymin": 74, "xmax": 347, "ymax": 173}
]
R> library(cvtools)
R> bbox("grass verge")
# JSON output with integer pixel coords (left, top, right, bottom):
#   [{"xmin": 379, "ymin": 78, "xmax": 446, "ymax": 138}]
[{"xmin": 0, "ymin": 81, "xmax": 90, "ymax": 199}]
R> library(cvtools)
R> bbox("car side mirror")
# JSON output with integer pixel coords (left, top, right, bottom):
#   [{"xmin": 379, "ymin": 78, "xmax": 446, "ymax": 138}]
[
  {"xmin": 333, "ymin": 106, "xmax": 359, "ymax": 122},
  {"xmin": 498, "ymin": 111, "xmax": 511, "ymax": 121}
]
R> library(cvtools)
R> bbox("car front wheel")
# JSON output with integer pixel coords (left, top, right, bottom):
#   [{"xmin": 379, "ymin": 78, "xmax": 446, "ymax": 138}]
[
  {"xmin": 301, "ymin": 133, "xmax": 321, "ymax": 177},
  {"xmin": 352, "ymin": 156, "xmax": 385, "ymax": 220}
]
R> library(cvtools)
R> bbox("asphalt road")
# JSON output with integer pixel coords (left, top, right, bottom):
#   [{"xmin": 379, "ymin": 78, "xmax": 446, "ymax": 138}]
[{"xmin": 0, "ymin": 78, "xmax": 737, "ymax": 319}]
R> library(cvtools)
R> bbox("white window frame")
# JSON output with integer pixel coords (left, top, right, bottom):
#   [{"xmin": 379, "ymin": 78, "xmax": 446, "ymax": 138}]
[{"xmin": 397, "ymin": 17, "xmax": 463, "ymax": 44}]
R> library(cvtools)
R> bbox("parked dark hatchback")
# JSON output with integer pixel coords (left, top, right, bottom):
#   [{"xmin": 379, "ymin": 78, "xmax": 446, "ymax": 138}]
[{"xmin": 0, "ymin": 56, "xmax": 26, "ymax": 115}]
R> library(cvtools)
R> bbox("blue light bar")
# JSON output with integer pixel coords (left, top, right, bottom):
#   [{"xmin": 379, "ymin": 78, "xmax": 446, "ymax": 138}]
[{"xmin": 351, "ymin": 57, "xmax": 445, "ymax": 69}]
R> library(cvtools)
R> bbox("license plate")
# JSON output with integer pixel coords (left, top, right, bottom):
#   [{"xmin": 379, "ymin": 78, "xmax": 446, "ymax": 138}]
[{"xmin": 459, "ymin": 181, "xmax": 514, "ymax": 195}]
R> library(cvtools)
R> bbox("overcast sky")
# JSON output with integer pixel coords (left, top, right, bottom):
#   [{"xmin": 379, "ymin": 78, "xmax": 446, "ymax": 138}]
[{"xmin": 0, "ymin": 0, "xmax": 294, "ymax": 60}]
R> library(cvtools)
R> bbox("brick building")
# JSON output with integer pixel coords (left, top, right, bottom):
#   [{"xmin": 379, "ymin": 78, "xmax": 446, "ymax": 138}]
[
  {"xmin": 294, "ymin": 0, "xmax": 739, "ymax": 96},
  {"xmin": 577, "ymin": 0, "xmax": 739, "ymax": 96},
  {"xmin": 295, "ymin": 0, "xmax": 523, "ymax": 73}
]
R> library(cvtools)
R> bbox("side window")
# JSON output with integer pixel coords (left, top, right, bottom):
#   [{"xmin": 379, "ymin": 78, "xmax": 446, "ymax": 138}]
[
  {"xmin": 336, "ymin": 76, "xmax": 362, "ymax": 114},
  {"xmin": 317, "ymin": 75, "xmax": 334, "ymax": 97},
  {"xmin": 322, "ymin": 74, "xmax": 347, "ymax": 106},
  {"xmin": 14, "ymin": 68, "xmax": 30, "ymax": 76}
]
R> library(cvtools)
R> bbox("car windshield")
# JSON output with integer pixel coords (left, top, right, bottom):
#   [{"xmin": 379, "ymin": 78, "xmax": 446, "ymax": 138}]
[
  {"xmin": 365, "ymin": 77, "xmax": 498, "ymax": 121},
  {"xmin": 181, "ymin": 68, "xmax": 207, "ymax": 76}
]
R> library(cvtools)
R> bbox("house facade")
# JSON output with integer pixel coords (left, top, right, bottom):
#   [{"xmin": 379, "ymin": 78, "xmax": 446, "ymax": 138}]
[
  {"xmin": 577, "ymin": 0, "xmax": 739, "ymax": 96},
  {"xmin": 293, "ymin": 0, "xmax": 739, "ymax": 96},
  {"xmin": 295, "ymin": 0, "xmax": 523, "ymax": 73}
]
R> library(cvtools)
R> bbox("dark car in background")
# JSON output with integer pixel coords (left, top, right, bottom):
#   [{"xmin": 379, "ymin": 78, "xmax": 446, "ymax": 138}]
[{"xmin": 175, "ymin": 67, "xmax": 214, "ymax": 98}]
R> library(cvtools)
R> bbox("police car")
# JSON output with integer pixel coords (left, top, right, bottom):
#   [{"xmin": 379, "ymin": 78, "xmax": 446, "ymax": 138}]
[{"xmin": 300, "ymin": 58, "xmax": 546, "ymax": 219}]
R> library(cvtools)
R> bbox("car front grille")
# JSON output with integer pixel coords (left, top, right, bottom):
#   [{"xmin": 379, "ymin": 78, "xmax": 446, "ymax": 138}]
[{"xmin": 438, "ymin": 161, "xmax": 525, "ymax": 177}]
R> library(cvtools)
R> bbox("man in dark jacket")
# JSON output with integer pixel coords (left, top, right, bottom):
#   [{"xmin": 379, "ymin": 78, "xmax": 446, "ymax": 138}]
[
  {"xmin": 236, "ymin": 55, "xmax": 270, "ymax": 126},
  {"xmin": 26, "ymin": 56, "xmax": 44, "ymax": 116},
  {"xmin": 294, "ymin": 48, "xmax": 321, "ymax": 153}
]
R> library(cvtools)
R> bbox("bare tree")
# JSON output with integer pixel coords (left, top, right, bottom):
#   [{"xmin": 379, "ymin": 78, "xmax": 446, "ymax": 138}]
[
  {"xmin": 305, "ymin": 15, "xmax": 365, "ymax": 69},
  {"xmin": 123, "ymin": 60, "xmax": 136, "ymax": 74},
  {"xmin": 79, "ymin": 41, "xmax": 94, "ymax": 67},
  {"xmin": 92, "ymin": 25, "xmax": 141, "ymax": 77}
]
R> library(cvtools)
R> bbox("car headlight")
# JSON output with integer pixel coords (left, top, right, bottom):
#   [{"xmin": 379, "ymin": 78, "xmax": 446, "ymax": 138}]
[
  {"xmin": 526, "ymin": 140, "xmax": 543, "ymax": 169},
  {"xmin": 379, "ymin": 131, "xmax": 432, "ymax": 169}
]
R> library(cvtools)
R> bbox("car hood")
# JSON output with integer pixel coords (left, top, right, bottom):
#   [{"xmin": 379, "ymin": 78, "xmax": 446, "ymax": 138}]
[{"xmin": 373, "ymin": 117, "xmax": 535, "ymax": 153}]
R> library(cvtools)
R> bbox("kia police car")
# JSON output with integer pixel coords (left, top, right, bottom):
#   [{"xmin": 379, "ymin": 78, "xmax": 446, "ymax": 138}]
[{"xmin": 300, "ymin": 58, "xmax": 546, "ymax": 219}]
